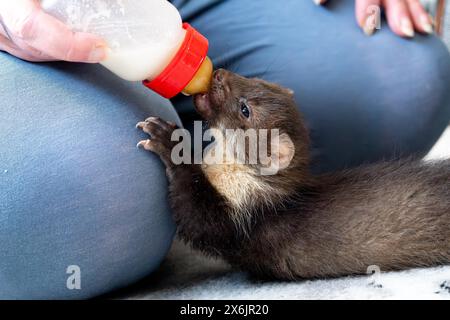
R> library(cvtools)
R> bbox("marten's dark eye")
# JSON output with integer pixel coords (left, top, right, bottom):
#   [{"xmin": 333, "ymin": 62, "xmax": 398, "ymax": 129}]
[{"xmin": 240, "ymin": 100, "xmax": 250, "ymax": 118}]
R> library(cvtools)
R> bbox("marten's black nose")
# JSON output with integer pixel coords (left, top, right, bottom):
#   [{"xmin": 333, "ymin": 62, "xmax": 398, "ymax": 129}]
[{"xmin": 213, "ymin": 69, "xmax": 228, "ymax": 84}]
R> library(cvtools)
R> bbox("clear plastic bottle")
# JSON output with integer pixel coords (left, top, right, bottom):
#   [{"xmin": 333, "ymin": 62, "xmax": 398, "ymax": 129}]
[{"xmin": 40, "ymin": 0, "xmax": 213, "ymax": 98}]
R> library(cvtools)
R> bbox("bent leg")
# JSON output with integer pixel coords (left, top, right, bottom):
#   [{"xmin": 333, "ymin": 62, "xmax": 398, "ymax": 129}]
[
  {"xmin": 172, "ymin": 0, "xmax": 450, "ymax": 172},
  {"xmin": 0, "ymin": 53, "xmax": 181, "ymax": 299}
]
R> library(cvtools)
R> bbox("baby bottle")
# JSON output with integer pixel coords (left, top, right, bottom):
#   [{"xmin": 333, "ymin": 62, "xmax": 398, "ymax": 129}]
[{"xmin": 40, "ymin": 0, "xmax": 213, "ymax": 98}]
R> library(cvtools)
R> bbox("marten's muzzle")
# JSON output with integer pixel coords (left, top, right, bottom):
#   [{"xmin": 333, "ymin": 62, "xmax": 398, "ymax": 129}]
[{"xmin": 193, "ymin": 69, "xmax": 230, "ymax": 120}]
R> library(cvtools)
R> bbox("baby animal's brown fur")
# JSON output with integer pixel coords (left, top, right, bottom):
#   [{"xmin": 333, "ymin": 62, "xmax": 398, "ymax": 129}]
[{"xmin": 137, "ymin": 70, "xmax": 450, "ymax": 279}]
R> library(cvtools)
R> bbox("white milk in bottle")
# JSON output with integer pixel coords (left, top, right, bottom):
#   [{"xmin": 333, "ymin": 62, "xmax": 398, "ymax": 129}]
[
  {"xmin": 40, "ymin": 0, "xmax": 187, "ymax": 81},
  {"xmin": 41, "ymin": 0, "xmax": 213, "ymax": 97}
]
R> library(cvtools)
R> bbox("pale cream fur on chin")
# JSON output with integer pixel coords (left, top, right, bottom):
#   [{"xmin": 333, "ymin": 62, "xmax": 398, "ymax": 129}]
[
  {"xmin": 201, "ymin": 153, "xmax": 291, "ymax": 232},
  {"xmin": 201, "ymin": 132, "xmax": 266, "ymax": 226},
  {"xmin": 201, "ymin": 126, "xmax": 295, "ymax": 229},
  {"xmin": 202, "ymin": 162, "xmax": 276, "ymax": 228},
  {"xmin": 201, "ymin": 163, "xmax": 264, "ymax": 206}
]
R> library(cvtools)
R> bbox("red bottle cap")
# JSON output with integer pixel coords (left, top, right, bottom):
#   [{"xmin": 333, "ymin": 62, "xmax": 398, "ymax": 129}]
[{"xmin": 143, "ymin": 23, "xmax": 209, "ymax": 99}]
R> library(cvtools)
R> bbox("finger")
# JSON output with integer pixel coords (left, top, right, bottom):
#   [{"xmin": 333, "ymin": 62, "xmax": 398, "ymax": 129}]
[
  {"xmin": 313, "ymin": 0, "xmax": 328, "ymax": 5},
  {"xmin": 0, "ymin": 30, "xmax": 57, "ymax": 61},
  {"xmin": 0, "ymin": 21, "xmax": 56, "ymax": 62},
  {"xmin": 382, "ymin": 0, "xmax": 415, "ymax": 37},
  {"xmin": 2, "ymin": 1, "xmax": 108, "ymax": 63},
  {"xmin": 405, "ymin": 0, "xmax": 433, "ymax": 34},
  {"xmin": 0, "ymin": 34, "xmax": 53, "ymax": 62},
  {"xmin": 20, "ymin": 9, "xmax": 108, "ymax": 63},
  {"xmin": 355, "ymin": 0, "xmax": 382, "ymax": 35}
]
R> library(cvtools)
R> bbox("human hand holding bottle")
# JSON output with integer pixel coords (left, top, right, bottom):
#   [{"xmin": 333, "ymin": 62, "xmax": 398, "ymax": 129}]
[
  {"xmin": 1, "ymin": 0, "xmax": 211, "ymax": 98},
  {"xmin": 0, "ymin": 0, "xmax": 107, "ymax": 62}
]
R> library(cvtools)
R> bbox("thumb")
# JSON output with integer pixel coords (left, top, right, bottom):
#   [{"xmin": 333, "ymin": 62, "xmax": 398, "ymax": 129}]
[{"xmin": 2, "ymin": 1, "xmax": 108, "ymax": 63}]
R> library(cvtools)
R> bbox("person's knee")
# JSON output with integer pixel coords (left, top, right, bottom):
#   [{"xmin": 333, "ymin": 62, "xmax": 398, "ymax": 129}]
[
  {"xmin": 239, "ymin": 35, "xmax": 450, "ymax": 171},
  {"xmin": 411, "ymin": 38, "xmax": 450, "ymax": 122},
  {"xmin": 0, "ymin": 53, "xmax": 180, "ymax": 299},
  {"xmin": 380, "ymin": 37, "xmax": 450, "ymax": 152}
]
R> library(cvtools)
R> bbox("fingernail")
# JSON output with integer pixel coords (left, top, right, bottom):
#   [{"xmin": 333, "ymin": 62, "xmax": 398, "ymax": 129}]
[
  {"xmin": 400, "ymin": 18, "xmax": 414, "ymax": 38},
  {"xmin": 362, "ymin": 17, "xmax": 376, "ymax": 36},
  {"xmin": 421, "ymin": 15, "xmax": 433, "ymax": 34},
  {"xmin": 88, "ymin": 44, "xmax": 108, "ymax": 62}
]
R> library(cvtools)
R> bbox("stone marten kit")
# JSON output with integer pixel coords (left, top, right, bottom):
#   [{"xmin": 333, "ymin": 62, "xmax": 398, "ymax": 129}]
[{"xmin": 137, "ymin": 69, "xmax": 450, "ymax": 280}]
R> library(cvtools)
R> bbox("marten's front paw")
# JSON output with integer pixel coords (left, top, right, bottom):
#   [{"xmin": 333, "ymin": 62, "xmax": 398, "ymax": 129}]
[{"xmin": 136, "ymin": 117, "xmax": 178, "ymax": 165}]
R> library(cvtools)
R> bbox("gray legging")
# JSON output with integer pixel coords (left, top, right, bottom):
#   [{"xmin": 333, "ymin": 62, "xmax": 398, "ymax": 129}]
[{"xmin": 1, "ymin": 0, "xmax": 450, "ymax": 299}]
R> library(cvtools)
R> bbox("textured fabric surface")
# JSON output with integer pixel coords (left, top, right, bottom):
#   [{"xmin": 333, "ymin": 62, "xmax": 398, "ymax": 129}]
[{"xmin": 0, "ymin": 53, "xmax": 181, "ymax": 299}]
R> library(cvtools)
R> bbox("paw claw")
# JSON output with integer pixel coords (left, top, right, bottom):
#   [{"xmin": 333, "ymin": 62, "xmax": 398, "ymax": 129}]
[
  {"xmin": 136, "ymin": 122, "xmax": 146, "ymax": 129},
  {"xmin": 137, "ymin": 139, "xmax": 150, "ymax": 149},
  {"xmin": 136, "ymin": 117, "xmax": 177, "ymax": 155}
]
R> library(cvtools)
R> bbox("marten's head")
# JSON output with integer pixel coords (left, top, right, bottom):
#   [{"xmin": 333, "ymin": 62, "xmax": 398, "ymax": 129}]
[
  {"xmin": 195, "ymin": 70, "xmax": 300, "ymax": 135},
  {"xmin": 194, "ymin": 70, "xmax": 311, "ymax": 219}
]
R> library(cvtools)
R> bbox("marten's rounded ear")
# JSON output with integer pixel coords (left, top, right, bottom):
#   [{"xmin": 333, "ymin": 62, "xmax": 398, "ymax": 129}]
[
  {"xmin": 277, "ymin": 133, "xmax": 295, "ymax": 169},
  {"xmin": 260, "ymin": 132, "xmax": 295, "ymax": 176}
]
